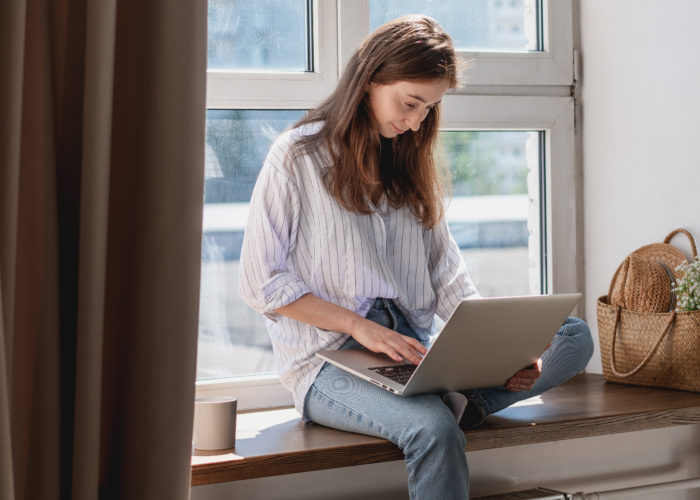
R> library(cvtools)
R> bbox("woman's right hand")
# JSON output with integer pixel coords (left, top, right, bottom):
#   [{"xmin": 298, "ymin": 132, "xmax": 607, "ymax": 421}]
[
  {"xmin": 275, "ymin": 293, "xmax": 427, "ymax": 364},
  {"xmin": 350, "ymin": 317, "xmax": 427, "ymax": 365}
]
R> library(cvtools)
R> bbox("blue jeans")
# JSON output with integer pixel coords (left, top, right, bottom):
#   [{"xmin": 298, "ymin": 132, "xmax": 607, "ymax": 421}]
[{"xmin": 305, "ymin": 298, "xmax": 593, "ymax": 500}]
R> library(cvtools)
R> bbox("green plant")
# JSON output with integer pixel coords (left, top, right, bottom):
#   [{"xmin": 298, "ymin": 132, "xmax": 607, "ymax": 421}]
[{"xmin": 673, "ymin": 257, "xmax": 700, "ymax": 311}]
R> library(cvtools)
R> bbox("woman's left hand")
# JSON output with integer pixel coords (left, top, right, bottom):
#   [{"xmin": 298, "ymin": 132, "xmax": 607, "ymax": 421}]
[{"xmin": 505, "ymin": 358, "xmax": 542, "ymax": 391}]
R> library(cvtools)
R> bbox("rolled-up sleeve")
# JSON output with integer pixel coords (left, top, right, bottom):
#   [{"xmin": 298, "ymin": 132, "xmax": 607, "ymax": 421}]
[
  {"xmin": 239, "ymin": 141, "xmax": 311, "ymax": 321},
  {"xmin": 427, "ymin": 216, "xmax": 479, "ymax": 321}
]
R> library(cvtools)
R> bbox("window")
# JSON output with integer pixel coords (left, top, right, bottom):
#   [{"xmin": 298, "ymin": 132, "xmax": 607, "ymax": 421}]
[
  {"xmin": 200, "ymin": 110, "xmax": 305, "ymax": 381},
  {"xmin": 207, "ymin": 0, "xmax": 310, "ymax": 71},
  {"xmin": 441, "ymin": 130, "xmax": 541, "ymax": 298},
  {"xmin": 198, "ymin": 0, "xmax": 579, "ymax": 410},
  {"xmin": 339, "ymin": 0, "xmax": 572, "ymax": 85},
  {"xmin": 369, "ymin": 0, "xmax": 539, "ymax": 52}
]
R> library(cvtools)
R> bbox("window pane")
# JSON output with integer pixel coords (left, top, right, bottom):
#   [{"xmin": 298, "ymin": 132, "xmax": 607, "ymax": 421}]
[
  {"xmin": 208, "ymin": 0, "xmax": 309, "ymax": 71},
  {"xmin": 199, "ymin": 110, "xmax": 306, "ymax": 380},
  {"xmin": 370, "ymin": 0, "xmax": 539, "ymax": 52},
  {"xmin": 440, "ymin": 131, "xmax": 542, "ymax": 296}
]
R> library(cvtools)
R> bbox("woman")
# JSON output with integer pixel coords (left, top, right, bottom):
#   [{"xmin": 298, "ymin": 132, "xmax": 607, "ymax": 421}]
[{"xmin": 240, "ymin": 15, "xmax": 593, "ymax": 499}]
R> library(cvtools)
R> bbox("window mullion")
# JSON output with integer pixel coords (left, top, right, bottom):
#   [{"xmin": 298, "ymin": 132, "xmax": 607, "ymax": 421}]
[{"xmin": 337, "ymin": 0, "xmax": 369, "ymax": 74}]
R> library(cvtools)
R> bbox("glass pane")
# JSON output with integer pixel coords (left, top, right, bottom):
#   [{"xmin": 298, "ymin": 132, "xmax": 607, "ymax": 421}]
[
  {"xmin": 208, "ymin": 0, "xmax": 309, "ymax": 71},
  {"xmin": 370, "ymin": 0, "xmax": 539, "ymax": 52},
  {"xmin": 198, "ymin": 110, "xmax": 306, "ymax": 380},
  {"xmin": 440, "ymin": 131, "xmax": 542, "ymax": 296}
]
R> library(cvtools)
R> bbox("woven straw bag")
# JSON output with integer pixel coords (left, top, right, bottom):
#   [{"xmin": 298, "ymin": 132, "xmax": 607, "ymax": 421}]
[{"xmin": 597, "ymin": 228, "xmax": 700, "ymax": 391}]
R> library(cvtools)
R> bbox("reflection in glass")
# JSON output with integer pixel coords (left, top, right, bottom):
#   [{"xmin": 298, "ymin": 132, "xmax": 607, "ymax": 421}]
[
  {"xmin": 370, "ymin": 0, "xmax": 539, "ymax": 52},
  {"xmin": 439, "ymin": 131, "xmax": 541, "ymax": 298},
  {"xmin": 199, "ymin": 110, "xmax": 305, "ymax": 380},
  {"xmin": 208, "ymin": 0, "xmax": 308, "ymax": 71}
]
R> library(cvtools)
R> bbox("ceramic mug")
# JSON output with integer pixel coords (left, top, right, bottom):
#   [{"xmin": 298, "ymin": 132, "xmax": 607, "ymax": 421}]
[{"xmin": 193, "ymin": 396, "xmax": 237, "ymax": 450}]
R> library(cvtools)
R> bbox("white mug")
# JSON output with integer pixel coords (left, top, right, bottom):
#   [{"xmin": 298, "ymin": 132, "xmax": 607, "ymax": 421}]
[{"xmin": 193, "ymin": 396, "xmax": 237, "ymax": 451}]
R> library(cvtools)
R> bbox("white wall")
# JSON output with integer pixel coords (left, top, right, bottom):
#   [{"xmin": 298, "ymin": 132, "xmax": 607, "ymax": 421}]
[
  {"xmin": 580, "ymin": 0, "xmax": 700, "ymax": 373},
  {"xmin": 193, "ymin": 2, "xmax": 700, "ymax": 498}
]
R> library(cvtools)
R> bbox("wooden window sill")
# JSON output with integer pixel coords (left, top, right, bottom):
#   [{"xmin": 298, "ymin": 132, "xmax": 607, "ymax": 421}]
[{"xmin": 191, "ymin": 373, "xmax": 700, "ymax": 486}]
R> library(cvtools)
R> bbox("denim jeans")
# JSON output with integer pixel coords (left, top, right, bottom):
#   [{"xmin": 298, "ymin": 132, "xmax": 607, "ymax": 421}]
[{"xmin": 305, "ymin": 298, "xmax": 594, "ymax": 500}]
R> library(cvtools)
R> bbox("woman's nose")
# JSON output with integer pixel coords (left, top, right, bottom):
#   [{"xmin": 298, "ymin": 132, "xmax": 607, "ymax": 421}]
[{"xmin": 405, "ymin": 112, "xmax": 421, "ymax": 132}]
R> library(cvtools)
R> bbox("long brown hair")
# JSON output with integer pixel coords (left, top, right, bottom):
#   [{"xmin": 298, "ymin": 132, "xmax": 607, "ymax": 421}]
[{"xmin": 295, "ymin": 15, "xmax": 458, "ymax": 228}]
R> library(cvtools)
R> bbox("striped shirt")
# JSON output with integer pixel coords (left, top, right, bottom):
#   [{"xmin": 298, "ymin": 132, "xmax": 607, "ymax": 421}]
[{"xmin": 239, "ymin": 122, "xmax": 478, "ymax": 415}]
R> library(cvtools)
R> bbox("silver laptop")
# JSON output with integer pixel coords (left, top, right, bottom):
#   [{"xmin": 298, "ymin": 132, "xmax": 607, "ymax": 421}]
[{"xmin": 315, "ymin": 293, "xmax": 581, "ymax": 396}]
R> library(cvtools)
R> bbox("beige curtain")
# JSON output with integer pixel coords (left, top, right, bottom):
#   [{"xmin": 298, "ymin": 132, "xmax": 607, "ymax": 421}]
[{"xmin": 0, "ymin": 0, "xmax": 207, "ymax": 498}]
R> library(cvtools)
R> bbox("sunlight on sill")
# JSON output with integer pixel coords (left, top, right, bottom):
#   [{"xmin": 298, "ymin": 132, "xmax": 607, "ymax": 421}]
[{"xmin": 510, "ymin": 395, "xmax": 544, "ymax": 407}]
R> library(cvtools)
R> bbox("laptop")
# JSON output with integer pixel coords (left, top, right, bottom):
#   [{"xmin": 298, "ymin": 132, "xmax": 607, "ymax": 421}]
[{"xmin": 315, "ymin": 293, "xmax": 581, "ymax": 397}]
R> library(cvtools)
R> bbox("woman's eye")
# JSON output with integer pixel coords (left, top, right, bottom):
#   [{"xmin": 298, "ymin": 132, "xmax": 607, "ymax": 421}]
[{"xmin": 405, "ymin": 103, "xmax": 416, "ymax": 109}]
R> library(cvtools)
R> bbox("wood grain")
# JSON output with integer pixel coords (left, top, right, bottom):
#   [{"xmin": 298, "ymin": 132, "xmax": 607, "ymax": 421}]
[{"xmin": 191, "ymin": 374, "xmax": 700, "ymax": 485}]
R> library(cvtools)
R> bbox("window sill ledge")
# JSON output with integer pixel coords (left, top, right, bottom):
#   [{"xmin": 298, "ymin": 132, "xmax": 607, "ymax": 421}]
[{"xmin": 191, "ymin": 373, "xmax": 700, "ymax": 486}]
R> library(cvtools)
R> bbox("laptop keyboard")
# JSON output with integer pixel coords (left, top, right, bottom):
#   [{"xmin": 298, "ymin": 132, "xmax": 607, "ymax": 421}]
[{"xmin": 369, "ymin": 364, "xmax": 417, "ymax": 385}]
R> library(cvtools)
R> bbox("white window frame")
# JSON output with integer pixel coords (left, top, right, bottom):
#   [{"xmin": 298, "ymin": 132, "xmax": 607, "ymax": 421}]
[
  {"xmin": 440, "ymin": 95, "xmax": 579, "ymax": 298},
  {"xmin": 206, "ymin": 0, "xmax": 338, "ymax": 109},
  {"xmin": 198, "ymin": 0, "xmax": 580, "ymax": 411},
  {"xmin": 338, "ymin": 0, "xmax": 573, "ymax": 86}
]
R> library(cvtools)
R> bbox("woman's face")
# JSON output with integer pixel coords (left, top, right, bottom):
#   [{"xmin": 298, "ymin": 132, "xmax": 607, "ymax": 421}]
[{"xmin": 365, "ymin": 79, "xmax": 450, "ymax": 138}]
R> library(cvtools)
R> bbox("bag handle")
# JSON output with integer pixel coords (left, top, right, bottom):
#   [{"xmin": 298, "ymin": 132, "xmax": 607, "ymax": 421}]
[
  {"xmin": 664, "ymin": 228, "xmax": 698, "ymax": 259},
  {"xmin": 609, "ymin": 306, "xmax": 676, "ymax": 378},
  {"xmin": 606, "ymin": 228, "xmax": 697, "ymax": 305}
]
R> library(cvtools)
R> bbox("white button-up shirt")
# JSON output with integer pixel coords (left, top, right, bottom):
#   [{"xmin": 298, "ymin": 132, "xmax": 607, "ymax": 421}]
[{"xmin": 239, "ymin": 123, "xmax": 478, "ymax": 415}]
